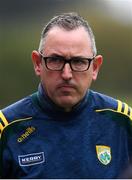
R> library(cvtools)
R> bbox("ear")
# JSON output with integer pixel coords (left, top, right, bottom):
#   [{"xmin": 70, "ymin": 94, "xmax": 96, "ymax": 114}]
[
  {"xmin": 92, "ymin": 55, "xmax": 103, "ymax": 81},
  {"xmin": 31, "ymin": 50, "xmax": 42, "ymax": 76}
]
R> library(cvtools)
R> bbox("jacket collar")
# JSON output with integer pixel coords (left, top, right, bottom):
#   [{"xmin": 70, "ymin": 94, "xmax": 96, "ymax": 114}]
[{"xmin": 37, "ymin": 83, "xmax": 90, "ymax": 116}]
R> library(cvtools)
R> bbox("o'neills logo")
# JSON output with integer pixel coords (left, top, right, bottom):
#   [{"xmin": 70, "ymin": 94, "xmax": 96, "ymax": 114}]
[{"xmin": 17, "ymin": 126, "xmax": 36, "ymax": 142}]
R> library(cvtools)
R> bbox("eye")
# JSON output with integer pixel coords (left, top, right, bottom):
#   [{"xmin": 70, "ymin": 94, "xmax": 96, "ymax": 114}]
[
  {"xmin": 72, "ymin": 58, "xmax": 88, "ymax": 66},
  {"xmin": 47, "ymin": 56, "xmax": 62, "ymax": 63}
]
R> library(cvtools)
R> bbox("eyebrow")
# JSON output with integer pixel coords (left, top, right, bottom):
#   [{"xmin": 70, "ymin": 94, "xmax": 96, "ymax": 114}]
[{"xmin": 47, "ymin": 53, "xmax": 92, "ymax": 59}]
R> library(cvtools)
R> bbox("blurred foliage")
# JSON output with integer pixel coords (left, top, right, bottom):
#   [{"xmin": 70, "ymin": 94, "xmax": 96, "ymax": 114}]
[{"xmin": 0, "ymin": 0, "xmax": 132, "ymax": 108}]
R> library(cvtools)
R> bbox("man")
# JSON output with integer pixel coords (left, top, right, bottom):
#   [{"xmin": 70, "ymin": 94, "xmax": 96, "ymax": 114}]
[{"xmin": 0, "ymin": 12, "xmax": 132, "ymax": 179}]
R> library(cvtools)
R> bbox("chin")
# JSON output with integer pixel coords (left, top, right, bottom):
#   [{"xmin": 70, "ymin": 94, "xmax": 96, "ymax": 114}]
[{"xmin": 57, "ymin": 97, "xmax": 78, "ymax": 109}]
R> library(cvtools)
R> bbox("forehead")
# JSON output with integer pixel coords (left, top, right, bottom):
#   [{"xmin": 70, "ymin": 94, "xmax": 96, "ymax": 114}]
[
  {"xmin": 46, "ymin": 26, "xmax": 90, "ymax": 42},
  {"xmin": 43, "ymin": 26, "xmax": 93, "ymax": 56}
]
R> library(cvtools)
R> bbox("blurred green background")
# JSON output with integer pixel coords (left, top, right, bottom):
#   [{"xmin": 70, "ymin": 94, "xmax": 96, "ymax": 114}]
[{"xmin": 0, "ymin": 0, "xmax": 132, "ymax": 108}]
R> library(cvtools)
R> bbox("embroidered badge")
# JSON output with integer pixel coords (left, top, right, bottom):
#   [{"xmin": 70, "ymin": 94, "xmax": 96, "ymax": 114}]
[
  {"xmin": 18, "ymin": 152, "xmax": 45, "ymax": 166},
  {"xmin": 96, "ymin": 145, "xmax": 111, "ymax": 165}
]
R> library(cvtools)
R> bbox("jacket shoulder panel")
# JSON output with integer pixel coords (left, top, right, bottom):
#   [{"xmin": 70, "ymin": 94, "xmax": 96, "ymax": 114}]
[
  {"xmin": 0, "ymin": 95, "xmax": 37, "ymax": 137},
  {"xmin": 95, "ymin": 98, "xmax": 132, "ymax": 120},
  {"xmin": 90, "ymin": 91, "xmax": 131, "ymax": 120},
  {"xmin": 90, "ymin": 91, "xmax": 132, "ymax": 134},
  {"xmin": 90, "ymin": 91, "xmax": 118, "ymax": 110}
]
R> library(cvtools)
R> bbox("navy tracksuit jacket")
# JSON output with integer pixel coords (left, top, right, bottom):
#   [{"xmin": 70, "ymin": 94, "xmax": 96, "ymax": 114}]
[{"xmin": 0, "ymin": 84, "xmax": 132, "ymax": 178}]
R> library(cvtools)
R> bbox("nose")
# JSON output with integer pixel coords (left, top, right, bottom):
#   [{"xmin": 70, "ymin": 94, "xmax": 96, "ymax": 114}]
[{"xmin": 61, "ymin": 63, "xmax": 73, "ymax": 80}]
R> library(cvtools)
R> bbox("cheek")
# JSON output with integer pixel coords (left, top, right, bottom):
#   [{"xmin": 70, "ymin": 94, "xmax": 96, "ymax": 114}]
[
  {"xmin": 81, "ymin": 79, "xmax": 92, "ymax": 94},
  {"xmin": 76, "ymin": 72, "xmax": 92, "ymax": 94},
  {"xmin": 40, "ymin": 71, "xmax": 58, "ymax": 92},
  {"xmin": 78, "ymin": 72, "xmax": 93, "ymax": 89}
]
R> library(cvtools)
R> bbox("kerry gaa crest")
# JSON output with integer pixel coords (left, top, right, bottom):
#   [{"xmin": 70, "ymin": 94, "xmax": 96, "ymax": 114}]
[{"xmin": 96, "ymin": 145, "xmax": 111, "ymax": 165}]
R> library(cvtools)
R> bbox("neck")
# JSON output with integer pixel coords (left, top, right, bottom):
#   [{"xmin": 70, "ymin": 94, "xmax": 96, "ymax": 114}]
[{"xmin": 38, "ymin": 83, "xmax": 90, "ymax": 114}]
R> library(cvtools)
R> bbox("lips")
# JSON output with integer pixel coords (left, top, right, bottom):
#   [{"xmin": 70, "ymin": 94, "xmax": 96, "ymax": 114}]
[
  {"xmin": 57, "ymin": 83, "xmax": 76, "ymax": 89},
  {"xmin": 56, "ymin": 83, "xmax": 77, "ymax": 93}
]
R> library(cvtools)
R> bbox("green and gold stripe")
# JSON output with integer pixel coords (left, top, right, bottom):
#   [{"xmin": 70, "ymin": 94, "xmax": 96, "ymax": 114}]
[
  {"xmin": 117, "ymin": 100, "xmax": 132, "ymax": 120},
  {"xmin": 95, "ymin": 100, "xmax": 132, "ymax": 121},
  {"xmin": 0, "ymin": 111, "xmax": 9, "ymax": 137}
]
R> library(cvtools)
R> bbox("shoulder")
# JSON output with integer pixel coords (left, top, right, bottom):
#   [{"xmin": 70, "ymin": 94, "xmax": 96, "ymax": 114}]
[
  {"xmin": 90, "ymin": 90, "xmax": 132, "ymax": 121},
  {"xmin": 0, "ymin": 94, "xmax": 38, "ymax": 137},
  {"xmin": 89, "ymin": 90, "xmax": 132, "ymax": 135}
]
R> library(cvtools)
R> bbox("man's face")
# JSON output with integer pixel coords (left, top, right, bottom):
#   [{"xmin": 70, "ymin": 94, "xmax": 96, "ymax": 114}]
[{"xmin": 32, "ymin": 27, "xmax": 102, "ymax": 111}]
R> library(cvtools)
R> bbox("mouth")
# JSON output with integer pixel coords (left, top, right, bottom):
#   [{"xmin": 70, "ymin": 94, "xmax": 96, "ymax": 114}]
[
  {"xmin": 57, "ymin": 83, "xmax": 76, "ymax": 92},
  {"xmin": 57, "ymin": 83, "xmax": 76, "ymax": 89}
]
